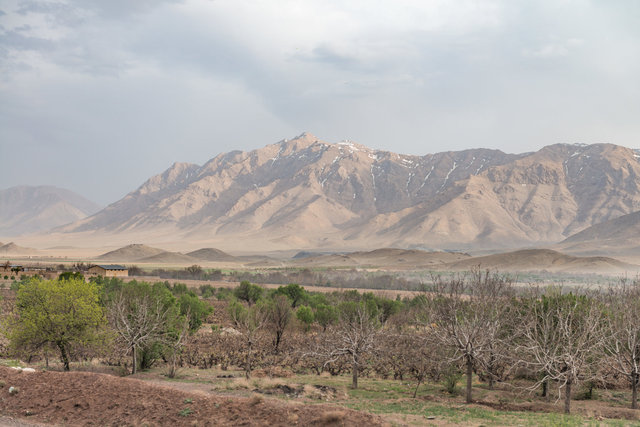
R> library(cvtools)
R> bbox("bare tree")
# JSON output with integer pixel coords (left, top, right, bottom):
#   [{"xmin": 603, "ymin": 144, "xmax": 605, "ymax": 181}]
[
  {"xmin": 228, "ymin": 300, "xmax": 268, "ymax": 379},
  {"xmin": 603, "ymin": 280, "xmax": 640, "ymax": 409},
  {"xmin": 267, "ymin": 295, "xmax": 292, "ymax": 353},
  {"xmin": 518, "ymin": 288, "xmax": 605, "ymax": 414},
  {"xmin": 166, "ymin": 309, "xmax": 191, "ymax": 379},
  {"xmin": 429, "ymin": 270, "xmax": 514, "ymax": 403},
  {"xmin": 397, "ymin": 330, "xmax": 449, "ymax": 398},
  {"xmin": 108, "ymin": 291, "xmax": 171, "ymax": 374},
  {"xmin": 305, "ymin": 300, "xmax": 382, "ymax": 389}
]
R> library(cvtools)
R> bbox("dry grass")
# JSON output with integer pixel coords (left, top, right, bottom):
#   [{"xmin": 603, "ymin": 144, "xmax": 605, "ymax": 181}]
[
  {"xmin": 315, "ymin": 410, "xmax": 346, "ymax": 425},
  {"xmin": 248, "ymin": 393, "xmax": 264, "ymax": 406}
]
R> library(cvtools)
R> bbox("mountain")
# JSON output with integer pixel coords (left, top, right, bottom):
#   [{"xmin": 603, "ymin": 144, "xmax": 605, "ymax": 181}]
[
  {"xmin": 0, "ymin": 242, "xmax": 38, "ymax": 255},
  {"xmin": 59, "ymin": 134, "xmax": 640, "ymax": 251},
  {"xmin": 556, "ymin": 210, "xmax": 640, "ymax": 256},
  {"xmin": 442, "ymin": 249, "xmax": 636, "ymax": 273},
  {"xmin": 0, "ymin": 186, "xmax": 101, "ymax": 236}
]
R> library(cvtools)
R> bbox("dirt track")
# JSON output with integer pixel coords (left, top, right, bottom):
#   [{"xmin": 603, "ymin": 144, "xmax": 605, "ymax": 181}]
[{"xmin": 0, "ymin": 367, "xmax": 384, "ymax": 426}]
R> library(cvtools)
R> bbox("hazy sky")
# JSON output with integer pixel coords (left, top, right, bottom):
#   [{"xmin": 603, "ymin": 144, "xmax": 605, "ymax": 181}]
[{"xmin": 1, "ymin": 1, "xmax": 639, "ymax": 205}]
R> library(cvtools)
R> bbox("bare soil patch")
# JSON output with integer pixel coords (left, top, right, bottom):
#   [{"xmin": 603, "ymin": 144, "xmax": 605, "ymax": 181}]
[{"xmin": 0, "ymin": 367, "xmax": 385, "ymax": 426}]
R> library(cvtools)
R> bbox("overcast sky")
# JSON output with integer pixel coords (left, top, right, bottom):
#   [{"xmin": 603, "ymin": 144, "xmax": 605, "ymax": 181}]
[{"xmin": 1, "ymin": 0, "xmax": 639, "ymax": 205}]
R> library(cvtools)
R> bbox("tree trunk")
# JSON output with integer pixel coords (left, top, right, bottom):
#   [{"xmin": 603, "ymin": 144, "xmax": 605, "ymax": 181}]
[
  {"xmin": 245, "ymin": 340, "xmax": 252, "ymax": 380},
  {"xmin": 351, "ymin": 355, "xmax": 359, "ymax": 389},
  {"xmin": 542, "ymin": 378, "xmax": 548, "ymax": 398},
  {"xmin": 274, "ymin": 331, "xmax": 282, "ymax": 354},
  {"xmin": 632, "ymin": 372, "xmax": 638, "ymax": 410},
  {"xmin": 131, "ymin": 345, "xmax": 137, "ymax": 375},
  {"xmin": 488, "ymin": 354, "xmax": 495, "ymax": 390},
  {"xmin": 168, "ymin": 350, "xmax": 178, "ymax": 379},
  {"xmin": 466, "ymin": 356, "xmax": 473, "ymax": 404},
  {"xmin": 413, "ymin": 378, "xmax": 422, "ymax": 398},
  {"xmin": 57, "ymin": 341, "xmax": 70, "ymax": 371},
  {"xmin": 564, "ymin": 379, "xmax": 572, "ymax": 414}
]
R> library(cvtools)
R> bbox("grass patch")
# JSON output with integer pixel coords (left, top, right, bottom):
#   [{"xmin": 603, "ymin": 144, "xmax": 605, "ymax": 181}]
[
  {"xmin": 137, "ymin": 366, "xmax": 637, "ymax": 426},
  {"xmin": 178, "ymin": 407, "xmax": 193, "ymax": 417}
]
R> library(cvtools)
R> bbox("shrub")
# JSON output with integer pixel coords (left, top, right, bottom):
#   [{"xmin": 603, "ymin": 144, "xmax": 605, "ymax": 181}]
[
  {"xmin": 443, "ymin": 366, "xmax": 462, "ymax": 395},
  {"xmin": 199, "ymin": 284, "xmax": 215, "ymax": 298}
]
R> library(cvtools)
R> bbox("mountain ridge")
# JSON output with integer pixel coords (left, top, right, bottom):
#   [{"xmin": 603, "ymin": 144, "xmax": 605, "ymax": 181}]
[{"xmin": 51, "ymin": 134, "xmax": 640, "ymax": 251}]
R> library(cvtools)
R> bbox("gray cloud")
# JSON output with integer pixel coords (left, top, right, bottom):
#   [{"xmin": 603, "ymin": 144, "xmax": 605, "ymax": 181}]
[{"xmin": 0, "ymin": 0, "xmax": 639, "ymax": 204}]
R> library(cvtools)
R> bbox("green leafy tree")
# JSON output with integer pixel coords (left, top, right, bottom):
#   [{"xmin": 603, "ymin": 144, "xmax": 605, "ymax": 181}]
[
  {"xmin": 58, "ymin": 271, "xmax": 85, "ymax": 282},
  {"xmin": 274, "ymin": 283, "xmax": 307, "ymax": 307},
  {"xmin": 5, "ymin": 278, "xmax": 105, "ymax": 371},
  {"xmin": 178, "ymin": 292, "xmax": 213, "ymax": 331},
  {"xmin": 234, "ymin": 281, "xmax": 263, "ymax": 306},
  {"xmin": 296, "ymin": 305, "xmax": 314, "ymax": 332},
  {"xmin": 314, "ymin": 304, "xmax": 338, "ymax": 331}
]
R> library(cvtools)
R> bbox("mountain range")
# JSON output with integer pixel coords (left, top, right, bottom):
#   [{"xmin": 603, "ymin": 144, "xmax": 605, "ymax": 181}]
[{"xmin": 7, "ymin": 134, "xmax": 640, "ymax": 253}]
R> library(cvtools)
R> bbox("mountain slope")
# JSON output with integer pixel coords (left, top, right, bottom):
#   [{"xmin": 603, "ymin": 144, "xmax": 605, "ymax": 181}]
[
  {"xmin": 555, "ymin": 210, "xmax": 640, "ymax": 257},
  {"xmin": 58, "ymin": 134, "xmax": 640, "ymax": 251},
  {"xmin": 0, "ymin": 186, "xmax": 101, "ymax": 236}
]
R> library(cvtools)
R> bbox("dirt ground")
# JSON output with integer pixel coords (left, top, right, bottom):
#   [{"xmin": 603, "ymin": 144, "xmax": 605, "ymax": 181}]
[{"xmin": 0, "ymin": 367, "xmax": 385, "ymax": 426}]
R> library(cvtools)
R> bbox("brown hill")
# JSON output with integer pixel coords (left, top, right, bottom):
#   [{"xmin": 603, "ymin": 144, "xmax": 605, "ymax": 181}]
[
  {"xmin": 137, "ymin": 251, "xmax": 199, "ymax": 264},
  {"xmin": 187, "ymin": 247, "xmax": 238, "ymax": 262},
  {"xmin": 292, "ymin": 248, "xmax": 470, "ymax": 268},
  {"xmin": 96, "ymin": 244, "xmax": 167, "ymax": 261},
  {"xmin": 57, "ymin": 134, "xmax": 640, "ymax": 251},
  {"xmin": 443, "ymin": 249, "xmax": 636, "ymax": 273}
]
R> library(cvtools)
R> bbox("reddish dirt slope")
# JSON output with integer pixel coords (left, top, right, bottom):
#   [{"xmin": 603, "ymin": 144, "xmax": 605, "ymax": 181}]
[{"xmin": 0, "ymin": 367, "xmax": 384, "ymax": 426}]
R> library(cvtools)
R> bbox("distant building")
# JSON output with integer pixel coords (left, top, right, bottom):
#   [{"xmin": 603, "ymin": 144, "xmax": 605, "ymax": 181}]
[
  {"xmin": 1, "ymin": 264, "xmax": 23, "ymax": 273},
  {"xmin": 88, "ymin": 264, "xmax": 129, "ymax": 277}
]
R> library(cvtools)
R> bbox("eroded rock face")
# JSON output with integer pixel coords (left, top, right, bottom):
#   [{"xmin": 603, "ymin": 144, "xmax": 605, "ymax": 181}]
[{"xmin": 58, "ymin": 133, "xmax": 640, "ymax": 250}]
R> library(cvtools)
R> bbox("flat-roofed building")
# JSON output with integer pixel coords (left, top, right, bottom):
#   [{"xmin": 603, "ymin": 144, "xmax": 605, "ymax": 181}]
[{"xmin": 88, "ymin": 264, "xmax": 128, "ymax": 277}]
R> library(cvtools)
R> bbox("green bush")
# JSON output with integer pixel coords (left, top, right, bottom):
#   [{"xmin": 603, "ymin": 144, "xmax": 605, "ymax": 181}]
[
  {"xmin": 199, "ymin": 284, "xmax": 215, "ymax": 298},
  {"xmin": 178, "ymin": 293, "xmax": 213, "ymax": 331},
  {"xmin": 443, "ymin": 366, "xmax": 462, "ymax": 395},
  {"xmin": 296, "ymin": 305, "xmax": 314, "ymax": 331}
]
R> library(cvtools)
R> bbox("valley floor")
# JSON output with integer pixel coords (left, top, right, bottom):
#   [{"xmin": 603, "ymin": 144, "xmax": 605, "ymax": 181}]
[{"xmin": 1, "ymin": 362, "xmax": 638, "ymax": 426}]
